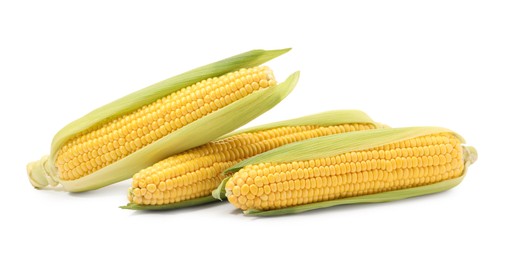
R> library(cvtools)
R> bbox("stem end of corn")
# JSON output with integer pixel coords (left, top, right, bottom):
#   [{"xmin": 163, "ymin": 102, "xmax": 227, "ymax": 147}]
[
  {"xmin": 27, "ymin": 156, "xmax": 58, "ymax": 188},
  {"xmin": 463, "ymin": 146, "xmax": 478, "ymax": 165}
]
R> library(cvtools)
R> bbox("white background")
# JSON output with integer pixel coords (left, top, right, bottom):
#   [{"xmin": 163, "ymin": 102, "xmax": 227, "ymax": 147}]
[{"xmin": 1, "ymin": 1, "xmax": 503, "ymax": 259}]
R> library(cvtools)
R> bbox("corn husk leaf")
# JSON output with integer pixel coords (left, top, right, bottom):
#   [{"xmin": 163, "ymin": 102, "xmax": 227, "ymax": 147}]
[
  {"xmin": 121, "ymin": 195, "xmax": 218, "ymax": 210},
  {"xmin": 60, "ymin": 71, "xmax": 299, "ymax": 192}
]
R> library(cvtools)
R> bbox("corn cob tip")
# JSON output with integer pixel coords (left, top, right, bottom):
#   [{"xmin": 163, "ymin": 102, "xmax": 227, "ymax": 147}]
[{"xmin": 27, "ymin": 156, "xmax": 58, "ymax": 188}]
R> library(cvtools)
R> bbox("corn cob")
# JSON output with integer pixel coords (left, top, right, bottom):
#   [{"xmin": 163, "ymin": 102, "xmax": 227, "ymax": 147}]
[
  {"xmin": 27, "ymin": 49, "xmax": 298, "ymax": 192},
  {"xmin": 215, "ymin": 127, "xmax": 477, "ymax": 216},
  {"xmin": 121, "ymin": 110, "xmax": 384, "ymax": 210}
]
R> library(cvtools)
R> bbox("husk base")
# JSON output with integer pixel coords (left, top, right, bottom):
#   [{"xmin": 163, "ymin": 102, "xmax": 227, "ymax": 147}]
[{"xmin": 27, "ymin": 156, "xmax": 58, "ymax": 188}]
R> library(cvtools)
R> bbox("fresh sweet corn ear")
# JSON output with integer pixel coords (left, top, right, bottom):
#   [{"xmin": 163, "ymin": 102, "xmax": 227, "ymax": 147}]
[
  {"xmin": 216, "ymin": 127, "xmax": 477, "ymax": 216},
  {"xmin": 27, "ymin": 49, "xmax": 298, "ymax": 192},
  {"xmin": 121, "ymin": 110, "xmax": 385, "ymax": 210},
  {"xmin": 57, "ymin": 66, "xmax": 276, "ymax": 182}
]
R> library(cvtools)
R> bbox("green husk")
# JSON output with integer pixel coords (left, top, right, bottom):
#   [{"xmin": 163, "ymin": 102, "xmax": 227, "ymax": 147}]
[
  {"xmin": 214, "ymin": 127, "xmax": 476, "ymax": 216},
  {"xmin": 219, "ymin": 110, "xmax": 381, "ymax": 139},
  {"xmin": 28, "ymin": 48, "xmax": 294, "ymax": 191},
  {"xmin": 121, "ymin": 195, "xmax": 218, "ymax": 210},
  {"xmin": 212, "ymin": 176, "xmax": 231, "ymax": 201}
]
